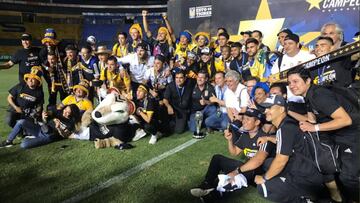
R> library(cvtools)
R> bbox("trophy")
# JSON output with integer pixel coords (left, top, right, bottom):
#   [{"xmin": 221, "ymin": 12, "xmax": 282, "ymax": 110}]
[{"xmin": 193, "ymin": 111, "xmax": 205, "ymax": 139}]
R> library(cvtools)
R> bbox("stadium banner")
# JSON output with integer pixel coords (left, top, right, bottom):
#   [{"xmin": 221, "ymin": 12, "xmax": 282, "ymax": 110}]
[{"xmin": 169, "ymin": 0, "xmax": 360, "ymax": 50}]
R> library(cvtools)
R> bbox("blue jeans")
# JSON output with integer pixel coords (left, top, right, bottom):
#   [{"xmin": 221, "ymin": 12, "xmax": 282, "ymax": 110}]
[
  {"xmin": 7, "ymin": 119, "xmax": 39, "ymax": 142},
  {"xmin": 188, "ymin": 105, "xmax": 217, "ymax": 132},
  {"xmin": 7, "ymin": 119, "xmax": 60, "ymax": 149},
  {"xmin": 205, "ymin": 112, "xmax": 229, "ymax": 131}
]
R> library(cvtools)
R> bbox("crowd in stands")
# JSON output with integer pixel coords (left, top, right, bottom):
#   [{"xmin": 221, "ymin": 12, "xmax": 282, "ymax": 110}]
[{"xmin": 0, "ymin": 9, "xmax": 359, "ymax": 202}]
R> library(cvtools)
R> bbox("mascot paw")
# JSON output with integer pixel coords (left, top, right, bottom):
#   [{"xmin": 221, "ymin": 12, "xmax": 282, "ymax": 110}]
[{"xmin": 81, "ymin": 110, "xmax": 93, "ymax": 128}]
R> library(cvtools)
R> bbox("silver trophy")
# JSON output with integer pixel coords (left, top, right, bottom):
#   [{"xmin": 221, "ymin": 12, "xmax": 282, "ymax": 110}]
[{"xmin": 193, "ymin": 111, "xmax": 205, "ymax": 139}]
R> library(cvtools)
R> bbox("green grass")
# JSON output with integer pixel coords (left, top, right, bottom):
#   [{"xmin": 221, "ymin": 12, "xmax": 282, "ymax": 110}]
[{"xmin": 0, "ymin": 67, "xmax": 270, "ymax": 203}]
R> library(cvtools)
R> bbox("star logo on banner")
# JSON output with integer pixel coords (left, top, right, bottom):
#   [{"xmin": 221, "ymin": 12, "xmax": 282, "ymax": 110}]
[
  {"xmin": 231, "ymin": 0, "xmax": 321, "ymax": 50},
  {"xmin": 236, "ymin": 0, "xmax": 285, "ymax": 50},
  {"xmin": 306, "ymin": 0, "xmax": 323, "ymax": 11}
]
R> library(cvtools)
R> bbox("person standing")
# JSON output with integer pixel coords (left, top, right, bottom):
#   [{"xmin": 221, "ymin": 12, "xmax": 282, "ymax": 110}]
[{"xmin": 0, "ymin": 33, "xmax": 41, "ymax": 84}]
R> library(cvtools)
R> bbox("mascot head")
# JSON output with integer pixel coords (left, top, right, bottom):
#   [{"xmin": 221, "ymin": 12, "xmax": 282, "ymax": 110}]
[{"xmin": 91, "ymin": 92, "xmax": 135, "ymax": 125}]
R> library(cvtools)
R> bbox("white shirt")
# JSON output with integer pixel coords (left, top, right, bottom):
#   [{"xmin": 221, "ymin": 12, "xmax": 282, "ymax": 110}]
[
  {"xmin": 271, "ymin": 50, "xmax": 314, "ymax": 104},
  {"xmin": 224, "ymin": 83, "xmax": 249, "ymax": 112},
  {"xmin": 117, "ymin": 53, "xmax": 154, "ymax": 83},
  {"xmin": 271, "ymin": 50, "xmax": 315, "ymax": 75},
  {"xmin": 144, "ymin": 66, "xmax": 172, "ymax": 87}
]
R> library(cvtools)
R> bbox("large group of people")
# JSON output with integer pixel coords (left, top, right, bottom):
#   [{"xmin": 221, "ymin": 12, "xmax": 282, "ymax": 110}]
[{"xmin": 0, "ymin": 10, "xmax": 359, "ymax": 202}]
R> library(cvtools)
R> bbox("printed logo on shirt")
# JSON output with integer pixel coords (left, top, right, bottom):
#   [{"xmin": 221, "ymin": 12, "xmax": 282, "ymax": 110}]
[
  {"xmin": 99, "ymin": 124, "xmax": 110, "ymax": 135},
  {"xmin": 243, "ymin": 148, "xmax": 258, "ymax": 158},
  {"xmin": 313, "ymin": 69, "xmax": 336, "ymax": 85},
  {"xmin": 19, "ymin": 93, "xmax": 36, "ymax": 102}
]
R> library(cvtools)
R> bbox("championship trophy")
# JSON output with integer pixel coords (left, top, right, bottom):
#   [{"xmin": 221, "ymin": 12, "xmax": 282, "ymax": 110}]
[{"xmin": 193, "ymin": 111, "xmax": 205, "ymax": 139}]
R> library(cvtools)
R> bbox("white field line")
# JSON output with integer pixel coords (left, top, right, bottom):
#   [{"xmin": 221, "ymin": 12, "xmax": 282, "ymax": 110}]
[{"xmin": 62, "ymin": 139, "xmax": 199, "ymax": 203}]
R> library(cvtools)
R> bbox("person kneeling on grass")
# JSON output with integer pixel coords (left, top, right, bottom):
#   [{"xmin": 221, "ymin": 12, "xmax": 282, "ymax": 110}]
[
  {"xmin": 190, "ymin": 108, "xmax": 274, "ymax": 200},
  {"xmin": 132, "ymin": 84, "xmax": 162, "ymax": 144},
  {"xmin": 1, "ymin": 104, "xmax": 80, "ymax": 149}
]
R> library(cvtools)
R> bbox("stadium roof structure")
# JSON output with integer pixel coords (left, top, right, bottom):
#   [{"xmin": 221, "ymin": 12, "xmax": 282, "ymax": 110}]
[{"xmin": 0, "ymin": 0, "xmax": 168, "ymax": 14}]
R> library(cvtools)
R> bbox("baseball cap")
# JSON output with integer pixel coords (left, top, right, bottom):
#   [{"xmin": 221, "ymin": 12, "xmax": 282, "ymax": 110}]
[
  {"xmin": 240, "ymin": 30, "xmax": 252, "ymax": 36},
  {"xmin": 284, "ymin": 33, "xmax": 300, "ymax": 43},
  {"xmin": 277, "ymin": 28, "xmax": 293, "ymax": 36},
  {"xmin": 200, "ymin": 47, "xmax": 211, "ymax": 55},
  {"xmin": 187, "ymin": 51, "xmax": 197, "ymax": 60},
  {"xmin": 21, "ymin": 33, "xmax": 32, "ymax": 41},
  {"xmin": 260, "ymin": 95, "xmax": 287, "ymax": 108},
  {"xmin": 240, "ymin": 108, "xmax": 265, "ymax": 122}
]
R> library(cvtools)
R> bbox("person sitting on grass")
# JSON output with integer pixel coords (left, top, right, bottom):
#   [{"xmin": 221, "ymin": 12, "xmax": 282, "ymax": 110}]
[
  {"xmin": 190, "ymin": 108, "xmax": 274, "ymax": 200},
  {"xmin": 1, "ymin": 104, "xmax": 80, "ymax": 149},
  {"xmin": 58, "ymin": 79, "xmax": 93, "ymax": 115},
  {"xmin": 6, "ymin": 66, "xmax": 44, "ymax": 128}
]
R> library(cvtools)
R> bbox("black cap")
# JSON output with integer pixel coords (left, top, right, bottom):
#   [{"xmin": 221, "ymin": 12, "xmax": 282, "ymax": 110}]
[
  {"xmin": 240, "ymin": 108, "xmax": 265, "ymax": 122},
  {"xmin": 277, "ymin": 28, "xmax": 293, "ymax": 36},
  {"xmin": 284, "ymin": 33, "xmax": 299, "ymax": 43},
  {"xmin": 240, "ymin": 30, "xmax": 252, "ymax": 36},
  {"xmin": 260, "ymin": 95, "xmax": 287, "ymax": 108},
  {"xmin": 21, "ymin": 33, "xmax": 32, "ymax": 41}
]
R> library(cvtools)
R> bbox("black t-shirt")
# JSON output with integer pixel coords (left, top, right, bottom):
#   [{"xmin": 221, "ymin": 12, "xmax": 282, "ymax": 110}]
[
  {"xmin": 233, "ymin": 129, "xmax": 274, "ymax": 159},
  {"xmin": 164, "ymin": 79, "xmax": 195, "ymax": 111},
  {"xmin": 89, "ymin": 122, "xmax": 133, "ymax": 143},
  {"xmin": 275, "ymin": 116, "xmax": 319, "ymax": 177},
  {"xmin": 136, "ymin": 97, "xmax": 157, "ymax": 121},
  {"xmin": 9, "ymin": 83, "xmax": 44, "ymax": 112},
  {"xmin": 230, "ymin": 53, "xmax": 248, "ymax": 77},
  {"xmin": 310, "ymin": 57, "xmax": 353, "ymax": 87},
  {"xmin": 305, "ymin": 85, "xmax": 358, "ymax": 142},
  {"xmin": 146, "ymin": 37, "xmax": 174, "ymax": 62},
  {"xmin": 11, "ymin": 47, "xmax": 41, "ymax": 83},
  {"xmin": 191, "ymin": 83, "xmax": 215, "ymax": 112}
]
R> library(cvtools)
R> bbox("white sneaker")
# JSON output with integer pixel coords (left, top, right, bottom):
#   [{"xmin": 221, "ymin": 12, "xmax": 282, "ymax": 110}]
[
  {"xmin": 190, "ymin": 188, "xmax": 214, "ymax": 197},
  {"xmin": 132, "ymin": 129, "xmax": 147, "ymax": 141},
  {"xmin": 148, "ymin": 135, "xmax": 157, "ymax": 144}
]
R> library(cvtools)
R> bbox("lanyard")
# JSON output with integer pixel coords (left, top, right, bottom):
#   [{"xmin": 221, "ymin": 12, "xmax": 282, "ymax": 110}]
[
  {"xmin": 216, "ymin": 86, "xmax": 225, "ymax": 100},
  {"xmin": 235, "ymin": 54, "xmax": 245, "ymax": 74},
  {"xmin": 176, "ymin": 85, "xmax": 185, "ymax": 98}
]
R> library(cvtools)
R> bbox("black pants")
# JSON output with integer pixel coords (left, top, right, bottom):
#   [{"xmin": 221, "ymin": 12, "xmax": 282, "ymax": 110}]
[
  {"xmin": 141, "ymin": 119, "xmax": 158, "ymax": 135},
  {"xmin": 257, "ymin": 173, "xmax": 324, "ymax": 203},
  {"xmin": 169, "ymin": 109, "xmax": 189, "ymax": 134},
  {"xmin": 335, "ymin": 131, "xmax": 360, "ymax": 202},
  {"xmin": 48, "ymin": 85, "xmax": 68, "ymax": 106},
  {"xmin": 204, "ymin": 154, "xmax": 259, "ymax": 188}
]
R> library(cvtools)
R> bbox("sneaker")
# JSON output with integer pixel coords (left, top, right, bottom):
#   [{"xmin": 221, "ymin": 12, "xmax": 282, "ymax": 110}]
[
  {"xmin": 190, "ymin": 188, "xmax": 214, "ymax": 197},
  {"xmin": 0, "ymin": 140, "xmax": 13, "ymax": 148},
  {"xmin": 149, "ymin": 135, "xmax": 158, "ymax": 144},
  {"xmin": 193, "ymin": 133, "xmax": 206, "ymax": 139},
  {"xmin": 132, "ymin": 129, "xmax": 147, "ymax": 141}
]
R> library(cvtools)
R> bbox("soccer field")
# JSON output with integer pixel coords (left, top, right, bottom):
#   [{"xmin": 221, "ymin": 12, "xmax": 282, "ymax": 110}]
[{"xmin": 0, "ymin": 67, "xmax": 269, "ymax": 203}]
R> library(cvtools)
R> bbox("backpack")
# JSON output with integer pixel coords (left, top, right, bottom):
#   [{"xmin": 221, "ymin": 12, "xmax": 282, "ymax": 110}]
[
  {"xmin": 303, "ymin": 131, "xmax": 340, "ymax": 174},
  {"xmin": 296, "ymin": 132, "xmax": 340, "ymax": 175}
]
